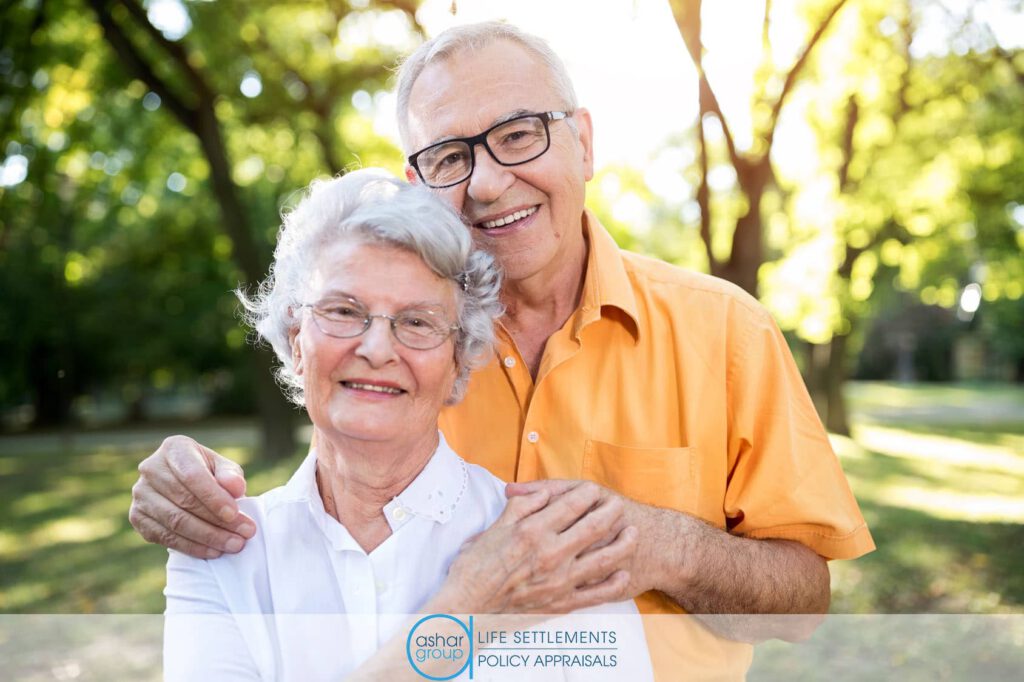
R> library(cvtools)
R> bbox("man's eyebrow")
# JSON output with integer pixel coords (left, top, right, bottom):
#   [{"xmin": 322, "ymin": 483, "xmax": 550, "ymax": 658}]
[
  {"xmin": 425, "ymin": 109, "xmax": 535, "ymax": 147},
  {"xmin": 490, "ymin": 108, "xmax": 533, "ymax": 126}
]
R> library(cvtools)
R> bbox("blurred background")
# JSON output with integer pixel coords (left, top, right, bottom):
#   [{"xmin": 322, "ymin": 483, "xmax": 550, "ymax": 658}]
[{"xmin": 1, "ymin": 0, "xmax": 1022, "ymax": 619}]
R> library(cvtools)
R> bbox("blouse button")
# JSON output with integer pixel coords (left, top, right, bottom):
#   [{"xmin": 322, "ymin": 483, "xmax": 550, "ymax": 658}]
[
  {"xmin": 503, "ymin": 356, "xmax": 516, "ymax": 368},
  {"xmin": 527, "ymin": 431, "xmax": 539, "ymax": 443},
  {"xmin": 392, "ymin": 507, "xmax": 407, "ymax": 522}
]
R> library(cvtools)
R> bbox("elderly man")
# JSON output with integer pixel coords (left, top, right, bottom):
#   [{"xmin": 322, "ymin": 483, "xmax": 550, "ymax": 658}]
[{"xmin": 132, "ymin": 21, "xmax": 873, "ymax": 678}]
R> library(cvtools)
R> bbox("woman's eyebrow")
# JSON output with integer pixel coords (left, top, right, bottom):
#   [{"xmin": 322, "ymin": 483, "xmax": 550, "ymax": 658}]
[
  {"xmin": 316, "ymin": 290, "xmax": 448, "ymax": 310},
  {"xmin": 316, "ymin": 290, "xmax": 360, "ymax": 302}
]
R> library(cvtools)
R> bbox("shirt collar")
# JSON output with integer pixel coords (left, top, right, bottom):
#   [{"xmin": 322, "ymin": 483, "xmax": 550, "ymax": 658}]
[
  {"xmin": 271, "ymin": 432, "xmax": 468, "ymax": 545},
  {"xmin": 573, "ymin": 209, "xmax": 641, "ymax": 343}
]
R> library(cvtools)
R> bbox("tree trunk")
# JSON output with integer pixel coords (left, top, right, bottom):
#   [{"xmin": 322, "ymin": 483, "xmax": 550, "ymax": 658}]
[
  {"xmin": 89, "ymin": 0, "xmax": 297, "ymax": 458},
  {"xmin": 251, "ymin": 351, "xmax": 297, "ymax": 458},
  {"xmin": 802, "ymin": 335, "xmax": 851, "ymax": 436},
  {"xmin": 824, "ymin": 333, "xmax": 850, "ymax": 435}
]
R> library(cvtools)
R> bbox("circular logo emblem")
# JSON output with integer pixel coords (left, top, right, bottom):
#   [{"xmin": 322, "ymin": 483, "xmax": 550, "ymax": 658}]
[{"xmin": 405, "ymin": 613, "xmax": 473, "ymax": 680}]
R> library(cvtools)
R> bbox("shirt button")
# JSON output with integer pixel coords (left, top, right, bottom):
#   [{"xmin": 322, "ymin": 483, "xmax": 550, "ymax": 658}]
[
  {"xmin": 375, "ymin": 581, "xmax": 387, "ymax": 593},
  {"xmin": 392, "ymin": 507, "xmax": 407, "ymax": 522},
  {"xmin": 503, "ymin": 356, "xmax": 516, "ymax": 368},
  {"xmin": 527, "ymin": 431, "xmax": 539, "ymax": 443}
]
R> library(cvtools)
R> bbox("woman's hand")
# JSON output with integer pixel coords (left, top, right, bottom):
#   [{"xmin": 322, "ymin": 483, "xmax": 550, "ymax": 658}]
[
  {"xmin": 429, "ymin": 481, "xmax": 639, "ymax": 614},
  {"xmin": 129, "ymin": 435, "xmax": 256, "ymax": 558}
]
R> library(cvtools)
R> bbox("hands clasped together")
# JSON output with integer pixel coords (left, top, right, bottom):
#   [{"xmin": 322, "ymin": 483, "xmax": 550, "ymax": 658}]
[{"xmin": 132, "ymin": 435, "xmax": 648, "ymax": 615}]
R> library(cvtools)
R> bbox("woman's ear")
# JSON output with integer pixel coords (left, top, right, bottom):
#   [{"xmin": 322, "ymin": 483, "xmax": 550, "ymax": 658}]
[{"xmin": 290, "ymin": 327, "xmax": 304, "ymax": 376}]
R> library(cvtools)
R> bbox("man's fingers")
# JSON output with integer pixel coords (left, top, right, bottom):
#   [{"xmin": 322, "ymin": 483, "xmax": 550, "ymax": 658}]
[
  {"xmin": 505, "ymin": 479, "xmax": 578, "ymax": 499},
  {"xmin": 162, "ymin": 438, "xmax": 244, "ymax": 524},
  {"xmin": 211, "ymin": 448, "xmax": 247, "ymax": 500},
  {"xmin": 133, "ymin": 485, "xmax": 254, "ymax": 552},
  {"xmin": 495, "ymin": 488, "xmax": 551, "ymax": 526},
  {"xmin": 528, "ymin": 481, "xmax": 607, "ymax": 536},
  {"xmin": 558, "ymin": 493, "xmax": 625, "ymax": 554},
  {"xmin": 130, "ymin": 509, "xmax": 223, "ymax": 560},
  {"xmin": 565, "ymin": 569, "xmax": 632, "ymax": 611},
  {"xmin": 570, "ymin": 525, "xmax": 638, "ymax": 589}
]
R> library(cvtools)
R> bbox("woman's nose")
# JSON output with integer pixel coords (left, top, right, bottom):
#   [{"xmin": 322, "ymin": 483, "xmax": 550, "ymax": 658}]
[{"xmin": 354, "ymin": 317, "xmax": 400, "ymax": 366}]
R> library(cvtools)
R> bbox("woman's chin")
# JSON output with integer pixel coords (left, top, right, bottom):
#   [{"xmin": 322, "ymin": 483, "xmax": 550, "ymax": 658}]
[{"xmin": 313, "ymin": 420, "xmax": 408, "ymax": 446}]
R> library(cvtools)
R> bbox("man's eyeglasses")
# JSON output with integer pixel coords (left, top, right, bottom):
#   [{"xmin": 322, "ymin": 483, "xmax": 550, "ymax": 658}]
[
  {"xmin": 408, "ymin": 111, "xmax": 571, "ymax": 189},
  {"xmin": 299, "ymin": 298, "xmax": 458, "ymax": 350}
]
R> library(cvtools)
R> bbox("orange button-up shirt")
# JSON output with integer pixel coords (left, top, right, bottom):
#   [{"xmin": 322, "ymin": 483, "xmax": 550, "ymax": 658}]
[{"xmin": 440, "ymin": 211, "xmax": 874, "ymax": 678}]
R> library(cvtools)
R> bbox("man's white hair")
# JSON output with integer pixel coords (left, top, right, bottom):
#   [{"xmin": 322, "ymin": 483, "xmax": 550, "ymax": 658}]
[
  {"xmin": 237, "ymin": 169, "xmax": 503, "ymax": 407},
  {"xmin": 395, "ymin": 21, "xmax": 579, "ymax": 154}
]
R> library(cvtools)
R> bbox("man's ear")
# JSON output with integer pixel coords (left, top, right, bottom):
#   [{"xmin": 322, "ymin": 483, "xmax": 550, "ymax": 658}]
[
  {"xmin": 405, "ymin": 165, "xmax": 419, "ymax": 183},
  {"xmin": 574, "ymin": 107, "xmax": 595, "ymax": 182},
  {"xmin": 289, "ymin": 327, "xmax": 304, "ymax": 376}
]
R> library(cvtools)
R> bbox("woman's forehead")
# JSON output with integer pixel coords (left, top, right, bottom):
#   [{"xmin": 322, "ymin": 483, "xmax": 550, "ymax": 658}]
[{"xmin": 308, "ymin": 240, "xmax": 455, "ymax": 307}]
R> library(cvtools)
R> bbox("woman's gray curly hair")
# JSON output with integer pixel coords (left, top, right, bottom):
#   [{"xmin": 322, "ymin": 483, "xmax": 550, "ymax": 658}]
[{"xmin": 237, "ymin": 168, "xmax": 503, "ymax": 406}]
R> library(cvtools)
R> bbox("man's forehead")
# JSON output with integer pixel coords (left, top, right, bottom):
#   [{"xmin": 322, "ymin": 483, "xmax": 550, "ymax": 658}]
[{"xmin": 405, "ymin": 42, "xmax": 559, "ymax": 143}]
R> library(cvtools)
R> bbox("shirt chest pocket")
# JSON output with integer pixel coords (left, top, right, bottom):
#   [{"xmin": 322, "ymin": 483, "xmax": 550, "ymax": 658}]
[{"xmin": 582, "ymin": 440, "xmax": 700, "ymax": 514}]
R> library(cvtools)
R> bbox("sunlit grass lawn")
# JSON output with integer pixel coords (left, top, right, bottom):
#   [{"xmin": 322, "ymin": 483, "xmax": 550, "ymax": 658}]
[
  {"xmin": 830, "ymin": 382, "xmax": 1024, "ymax": 613},
  {"xmin": 0, "ymin": 422, "xmax": 307, "ymax": 613},
  {"xmin": 1, "ymin": 382, "xmax": 1022, "ymax": 614}
]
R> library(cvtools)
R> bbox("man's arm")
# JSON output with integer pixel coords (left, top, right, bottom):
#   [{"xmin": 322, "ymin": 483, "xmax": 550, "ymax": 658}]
[
  {"xmin": 432, "ymin": 479, "xmax": 828, "ymax": 643},
  {"xmin": 129, "ymin": 436, "xmax": 256, "ymax": 558},
  {"xmin": 627, "ymin": 496, "xmax": 830, "ymax": 642}
]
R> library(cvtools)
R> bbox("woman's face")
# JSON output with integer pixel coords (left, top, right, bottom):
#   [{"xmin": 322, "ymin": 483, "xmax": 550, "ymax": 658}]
[{"xmin": 291, "ymin": 240, "xmax": 458, "ymax": 448}]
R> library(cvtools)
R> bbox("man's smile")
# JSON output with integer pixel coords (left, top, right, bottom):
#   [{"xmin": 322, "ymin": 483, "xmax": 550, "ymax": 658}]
[{"xmin": 472, "ymin": 204, "xmax": 540, "ymax": 233}]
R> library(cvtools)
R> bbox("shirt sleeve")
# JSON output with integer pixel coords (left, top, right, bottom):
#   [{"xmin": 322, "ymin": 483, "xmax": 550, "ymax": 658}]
[
  {"xmin": 164, "ymin": 550, "xmax": 263, "ymax": 681},
  {"xmin": 723, "ymin": 304, "xmax": 875, "ymax": 559}
]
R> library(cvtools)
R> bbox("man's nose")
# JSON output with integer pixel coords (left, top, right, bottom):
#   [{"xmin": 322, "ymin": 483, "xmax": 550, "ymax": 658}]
[
  {"xmin": 467, "ymin": 145, "xmax": 515, "ymax": 205},
  {"xmin": 355, "ymin": 317, "xmax": 400, "ymax": 366}
]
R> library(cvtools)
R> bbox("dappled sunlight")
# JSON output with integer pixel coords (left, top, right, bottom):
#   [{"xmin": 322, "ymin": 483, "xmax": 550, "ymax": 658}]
[
  {"xmin": 853, "ymin": 425, "xmax": 1024, "ymax": 475},
  {"xmin": 11, "ymin": 517, "xmax": 121, "ymax": 556},
  {"xmin": 834, "ymin": 422, "xmax": 1024, "ymax": 524},
  {"xmin": 871, "ymin": 486, "xmax": 1024, "ymax": 523}
]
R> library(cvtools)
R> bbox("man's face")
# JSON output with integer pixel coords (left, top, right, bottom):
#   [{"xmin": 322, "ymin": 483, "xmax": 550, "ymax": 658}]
[{"xmin": 404, "ymin": 41, "xmax": 594, "ymax": 284}]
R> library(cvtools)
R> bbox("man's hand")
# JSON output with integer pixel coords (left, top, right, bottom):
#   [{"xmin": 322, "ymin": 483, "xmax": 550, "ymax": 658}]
[
  {"xmin": 459, "ymin": 479, "xmax": 832, "ymax": 643},
  {"xmin": 429, "ymin": 481, "xmax": 639, "ymax": 614},
  {"xmin": 129, "ymin": 435, "xmax": 256, "ymax": 559}
]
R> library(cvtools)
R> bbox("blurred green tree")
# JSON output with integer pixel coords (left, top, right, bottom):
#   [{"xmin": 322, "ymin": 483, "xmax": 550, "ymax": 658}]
[
  {"xmin": 662, "ymin": 0, "xmax": 1023, "ymax": 432},
  {"xmin": 0, "ymin": 0, "xmax": 420, "ymax": 456}
]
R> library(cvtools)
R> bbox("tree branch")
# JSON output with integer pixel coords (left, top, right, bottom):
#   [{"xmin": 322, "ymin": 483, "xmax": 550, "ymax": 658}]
[
  {"xmin": 377, "ymin": 0, "xmax": 426, "ymax": 37},
  {"xmin": 86, "ymin": 0, "xmax": 198, "ymax": 131},
  {"xmin": 696, "ymin": 108, "xmax": 716, "ymax": 271},
  {"xmin": 668, "ymin": 0, "xmax": 744, "ymax": 176},
  {"xmin": 836, "ymin": 95, "xmax": 858, "ymax": 192},
  {"xmin": 764, "ymin": 0, "xmax": 850, "ymax": 151},
  {"xmin": 115, "ymin": 0, "xmax": 211, "ymax": 101}
]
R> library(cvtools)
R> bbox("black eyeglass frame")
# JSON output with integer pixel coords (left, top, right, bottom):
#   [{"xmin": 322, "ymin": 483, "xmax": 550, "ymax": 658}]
[
  {"xmin": 297, "ymin": 302, "xmax": 460, "ymax": 351},
  {"xmin": 407, "ymin": 111, "xmax": 571, "ymax": 189}
]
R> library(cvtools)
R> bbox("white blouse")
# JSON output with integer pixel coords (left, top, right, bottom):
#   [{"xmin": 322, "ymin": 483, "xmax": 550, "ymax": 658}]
[{"xmin": 164, "ymin": 434, "xmax": 652, "ymax": 681}]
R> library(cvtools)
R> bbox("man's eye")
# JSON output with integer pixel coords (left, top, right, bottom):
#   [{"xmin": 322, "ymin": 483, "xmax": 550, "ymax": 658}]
[
  {"xmin": 438, "ymin": 151, "xmax": 467, "ymax": 168},
  {"xmin": 502, "ymin": 130, "xmax": 529, "ymax": 144}
]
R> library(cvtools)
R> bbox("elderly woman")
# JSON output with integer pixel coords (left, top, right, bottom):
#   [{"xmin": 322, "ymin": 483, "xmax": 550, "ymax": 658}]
[{"xmin": 163, "ymin": 169, "xmax": 651, "ymax": 681}]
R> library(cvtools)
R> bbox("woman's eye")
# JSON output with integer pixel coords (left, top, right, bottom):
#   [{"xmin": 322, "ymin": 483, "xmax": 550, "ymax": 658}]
[
  {"xmin": 399, "ymin": 315, "xmax": 439, "ymax": 333},
  {"xmin": 325, "ymin": 306, "xmax": 361, "ymax": 318}
]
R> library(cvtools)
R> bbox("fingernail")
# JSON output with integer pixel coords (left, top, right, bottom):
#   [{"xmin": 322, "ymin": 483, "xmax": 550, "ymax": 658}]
[
  {"xmin": 225, "ymin": 537, "xmax": 244, "ymax": 552},
  {"xmin": 238, "ymin": 522, "xmax": 256, "ymax": 538},
  {"xmin": 205, "ymin": 548, "xmax": 222, "ymax": 559},
  {"xmin": 218, "ymin": 505, "xmax": 237, "ymax": 523}
]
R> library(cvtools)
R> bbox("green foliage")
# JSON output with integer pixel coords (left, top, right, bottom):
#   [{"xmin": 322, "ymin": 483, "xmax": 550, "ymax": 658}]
[
  {"xmin": 0, "ymin": 0, "xmax": 414, "ymax": 426},
  {"xmin": 767, "ymin": 1, "xmax": 1023, "ymax": 357}
]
